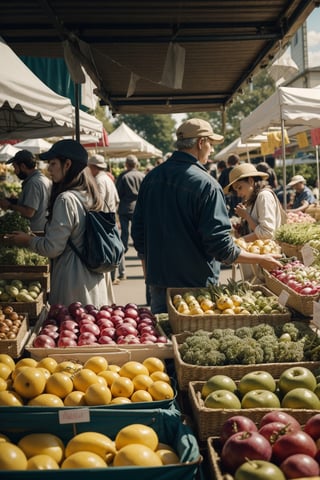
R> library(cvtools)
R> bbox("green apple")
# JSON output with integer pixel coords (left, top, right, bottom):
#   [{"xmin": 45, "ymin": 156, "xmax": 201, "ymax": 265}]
[
  {"xmin": 235, "ymin": 460, "xmax": 286, "ymax": 480},
  {"xmin": 281, "ymin": 387, "xmax": 320, "ymax": 409},
  {"xmin": 314, "ymin": 383, "xmax": 320, "ymax": 399},
  {"xmin": 201, "ymin": 375, "xmax": 237, "ymax": 399},
  {"xmin": 241, "ymin": 389, "xmax": 281, "ymax": 409},
  {"xmin": 238, "ymin": 371, "xmax": 276, "ymax": 396},
  {"xmin": 204, "ymin": 389, "xmax": 241, "ymax": 409},
  {"xmin": 278, "ymin": 367, "xmax": 317, "ymax": 394}
]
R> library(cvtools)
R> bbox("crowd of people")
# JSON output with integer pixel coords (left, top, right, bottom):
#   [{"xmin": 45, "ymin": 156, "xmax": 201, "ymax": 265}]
[{"xmin": 1, "ymin": 117, "xmax": 317, "ymax": 313}]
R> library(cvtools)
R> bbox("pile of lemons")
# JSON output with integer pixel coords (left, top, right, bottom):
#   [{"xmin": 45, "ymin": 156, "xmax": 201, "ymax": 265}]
[
  {"xmin": 235, "ymin": 238, "xmax": 281, "ymax": 254},
  {"xmin": 0, "ymin": 354, "xmax": 174, "ymax": 407},
  {"xmin": 0, "ymin": 424, "xmax": 180, "ymax": 470}
]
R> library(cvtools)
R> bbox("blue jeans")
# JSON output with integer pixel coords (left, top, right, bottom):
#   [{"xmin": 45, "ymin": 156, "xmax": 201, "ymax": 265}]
[
  {"xmin": 149, "ymin": 286, "xmax": 167, "ymax": 314},
  {"xmin": 118, "ymin": 213, "xmax": 132, "ymax": 277}
]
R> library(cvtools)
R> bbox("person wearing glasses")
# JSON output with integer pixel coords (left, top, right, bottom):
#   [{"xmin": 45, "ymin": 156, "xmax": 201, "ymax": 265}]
[{"xmin": 132, "ymin": 118, "xmax": 282, "ymax": 314}]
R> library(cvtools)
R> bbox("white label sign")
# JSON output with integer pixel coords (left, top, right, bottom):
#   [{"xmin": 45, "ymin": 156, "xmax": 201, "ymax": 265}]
[
  {"xmin": 278, "ymin": 290, "xmax": 289, "ymax": 306},
  {"xmin": 313, "ymin": 302, "xmax": 320, "ymax": 329},
  {"xmin": 59, "ymin": 408, "xmax": 90, "ymax": 424},
  {"xmin": 302, "ymin": 244, "xmax": 314, "ymax": 267}
]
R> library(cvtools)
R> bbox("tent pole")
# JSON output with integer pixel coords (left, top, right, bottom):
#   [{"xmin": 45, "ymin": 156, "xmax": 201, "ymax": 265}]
[
  {"xmin": 281, "ymin": 118, "xmax": 287, "ymax": 210},
  {"xmin": 316, "ymin": 145, "xmax": 320, "ymax": 203},
  {"xmin": 74, "ymin": 83, "xmax": 80, "ymax": 142}
]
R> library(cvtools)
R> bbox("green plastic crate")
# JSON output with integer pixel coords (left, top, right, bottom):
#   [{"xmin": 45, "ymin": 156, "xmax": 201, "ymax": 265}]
[{"xmin": 0, "ymin": 408, "xmax": 201, "ymax": 479}]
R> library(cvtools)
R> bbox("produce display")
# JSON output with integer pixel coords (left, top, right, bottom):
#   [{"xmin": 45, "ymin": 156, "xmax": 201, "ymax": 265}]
[
  {"xmin": 201, "ymin": 366, "xmax": 320, "ymax": 410},
  {"xmin": 234, "ymin": 238, "xmax": 281, "ymax": 254},
  {"xmin": 286, "ymin": 211, "xmax": 317, "ymax": 224},
  {"xmin": 0, "ymin": 353, "xmax": 174, "ymax": 406},
  {"xmin": 32, "ymin": 302, "xmax": 168, "ymax": 348},
  {"xmin": 0, "ymin": 211, "xmax": 30, "ymax": 234},
  {"xmin": 171, "ymin": 280, "xmax": 289, "ymax": 316},
  {"xmin": 276, "ymin": 222, "xmax": 320, "ymax": 247},
  {"xmin": 0, "ymin": 423, "xmax": 181, "ymax": 470},
  {"xmin": 0, "ymin": 279, "xmax": 42, "ymax": 303},
  {"xmin": 179, "ymin": 321, "xmax": 320, "ymax": 365},
  {"xmin": 0, "ymin": 306, "xmax": 25, "ymax": 340},
  {"xmin": 214, "ymin": 411, "xmax": 320, "ymax": 479},
  {"xmin": 269, "ymin": 259, "xmax": 320, "ymax": 295}
]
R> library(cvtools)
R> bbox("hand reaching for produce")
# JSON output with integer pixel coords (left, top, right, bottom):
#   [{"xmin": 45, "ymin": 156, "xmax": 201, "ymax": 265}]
[
  {"xmin": 5, "ymin": 231, "xmax": 33, "ymax": 247},
  {"xmin": 236, "ymin": 249, "xmax": 282, "ymax": 271}
]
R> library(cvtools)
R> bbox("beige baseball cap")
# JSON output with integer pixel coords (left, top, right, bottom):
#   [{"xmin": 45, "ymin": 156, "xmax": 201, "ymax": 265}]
[
  {"xmin": 176, "ymin": 118, "xmax": 224, "ymax": 144},
  {"xmin": 287, "ymin": 175, "xmax": 306, "ymax": 188},
  {"xmin": 88, "ymin": 154, "xmax": 107, "ymax": 169}
]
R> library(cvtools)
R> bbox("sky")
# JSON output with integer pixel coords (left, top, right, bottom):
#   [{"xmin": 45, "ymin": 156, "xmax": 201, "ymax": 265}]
[{"xmin": 307, "ymin": 8, "xmax": 320, "ymax": 67}]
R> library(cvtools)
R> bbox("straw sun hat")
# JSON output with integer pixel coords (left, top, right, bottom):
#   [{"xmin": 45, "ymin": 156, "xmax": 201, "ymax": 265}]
[{"xmin": 224, "ymin": 163, "xmax": 269, "ymax": 194}]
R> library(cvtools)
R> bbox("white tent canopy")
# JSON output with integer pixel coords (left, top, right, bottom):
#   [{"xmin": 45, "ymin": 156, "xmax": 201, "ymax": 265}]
[
  {"xmin": 0, "ymin": 37, "xmax": 75, "ymax": 140},
  {"xmin": 15, "ymin": 138, "xmax": 53, "ymax": 154},
  {"xmin": 241, "ymin": 87, "xmax": 320, "ymax": 142},
  {"xmin": 214, "ymin": 137, "xmax": 262, "ymax": 162},
  {"xmin": 106, "ymin": 122, "xmax": 162, "ymax": 158},
  {"xmin": 0, "ymin": 144, "xmax": 22, "ymax": 162}
]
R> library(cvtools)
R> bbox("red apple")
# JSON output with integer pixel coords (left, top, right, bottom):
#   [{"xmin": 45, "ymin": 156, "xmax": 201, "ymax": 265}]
[
  {"xmin": 96, "ymin": 318, "xmax": 114, "ymax": 329},
  {"xmin": 33, "ymin": 334, "xmax": 56, "ymax": 348},
  {"xmin": 57, "ymin": 337, "xmax": 77, "ymax": 347},
  {"xmin": 95, "ymin": 310, "xmax": 112, "ymax": 321},
  {"xmin": 140, "ymin": 333, "xmax": 158, "ymax": 343},
  {"xmin": 99, "ymin": 327, "xmax": 116, "ymax": 339},
  {"xmin": 304, "ymin": 413, "xmax": 320, "ymax": 441},
  {"xmin": 112, "ymin": 309, "xmax": 125, "ymax": 318},
  {"xmin": 40, "ymin": 328, "xmax": 59, "ymax": 340},
  {"xmin": 124, "ymin": 307, "xmax": 139, "ymax": 319},
  {"xmin": 259, "ymin": 422, "xmax": 299, "ymax": 445},
  {"xmin": 59, "ymin": 330, "xmax": 78, "ymax": 340},
  {"xmin": 220, "ymin": 415, "xmax": 258, "ymax": 445},
  {"xmin": 156, "ymin": 336, "xmax": 168, "ymax": 343},
  {"xmin": 122, "ymin": 317, "xmax": 138, "ymax": 328},
  {"xmin": 60, "ymin": 320, "xmax": 79, "ymax": 332},
  {"xmin": 272, "ymin": 431, "xmax": 317, "ymax": 465},
  {"xmin": 98, "ymin": 336, "xmax": 117, "ymax": 345},
  {"xmin": 116, "ymin": 324, "xmax": 138, "ymax": 337},
  {"xmin": 280, "ymin": 454, "xmax": 320, "ymax": 479},
  {"xmin": 78, "ymin": 332, "xmax": 97, "ymax": 343},
  {"xmin": 259, "ymin": 411, "xmax": 301, "ymax": 431},
  {"xmin": 80, "ymin": 323, "xmax": 100, "ymax": 336}
]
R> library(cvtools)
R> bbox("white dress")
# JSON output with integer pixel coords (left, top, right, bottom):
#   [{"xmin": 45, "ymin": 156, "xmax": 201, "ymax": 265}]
[{"xmin": 29, "ymin": 190, "xmax": 109, "ymax": 308}]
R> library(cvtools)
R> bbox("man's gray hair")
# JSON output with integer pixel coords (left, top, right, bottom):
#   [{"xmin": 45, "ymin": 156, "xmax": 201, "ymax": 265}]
[
  {"xmin": 126, "ymin": 154, "xmax": 139, "ymax": 168},
  {"xmin": 175, "ymin": 137, "xmax": 198, "ymax": 150}
]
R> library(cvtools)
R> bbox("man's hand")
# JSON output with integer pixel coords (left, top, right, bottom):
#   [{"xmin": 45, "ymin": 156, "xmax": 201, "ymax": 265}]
[
  {"xmin": 5, "ymin": 231, "xmax": 32, "ymax": 247},
  {"xmin": 0, "ymin": 198, "xmax": 10, "ymax": 210},
  {"xmin": 258, "ymin": 253, "xmax": 282, "ymax": 271}
]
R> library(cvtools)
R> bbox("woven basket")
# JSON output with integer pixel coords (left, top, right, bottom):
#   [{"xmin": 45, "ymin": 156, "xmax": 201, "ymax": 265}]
[
  {"xmin": 264, "ymin": 270, "xmax": 320, "ymax": 317},
  {"xmin": 277, "ymin": 241, "xmax": 303, "ymax": 261},
  {"xmin": 189, "ymin": 380, "xmax": 320, "ymax": 442},
  {"xmin": 306, "ymin": 204, "xmax": 320, "ymax": 221},
  {"xmin": 167, "ymin": 285, "xmax": 291, "ymax": 334},
  {"xmin": 0, "ymin": 314, "xmax": 29, "ymax": 358},
  {"xmin": 207, "ymin": 437, "xmax": 226, "ymax": 480},
  {"xmin": 172, "ymin": 331, "xmax": 317, "ymax": 391}
]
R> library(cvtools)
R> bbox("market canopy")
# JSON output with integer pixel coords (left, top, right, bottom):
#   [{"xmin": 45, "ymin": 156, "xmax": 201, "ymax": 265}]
[
  {"xmin": 15, "ymin": 138, "xmax": 53, "ymax": 155},
  {"xmin": 0, "ymin": 144, "xmax": 21, "ymax": 162},
  {"xmin": 106, "ymin": 123, "xmax": 162, "ymax": 159},
  {"xmin": 214, "ymin": 137, "xmax": 263, "ymax": 162},
  {"xmin": 1, "ymin": 0, "xmax": 315, "ymax": 115}
]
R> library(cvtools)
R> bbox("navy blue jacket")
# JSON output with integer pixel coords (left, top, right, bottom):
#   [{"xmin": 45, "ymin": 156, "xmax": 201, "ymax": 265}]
[{"xmin": 132, "ymin": 151, "xmax": 240, "ymax": 288}]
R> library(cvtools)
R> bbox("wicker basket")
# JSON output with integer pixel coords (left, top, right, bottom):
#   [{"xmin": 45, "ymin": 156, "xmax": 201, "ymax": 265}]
[
  {"xmin": 277, "ymin": 241, "xmax": 303, "ymax": 261},
  {"xmin": 172, "ymin": 331, "xmax": 317, "ymax": 391},
  {"xmin": 0, "ymin": 314, "xmax": 29, "ymax": 358},
  {"xmin": 264, "ymin": 270, "xmax": 320, "ymax": 317},
  {"xmin": 167, "ymin": 285, "xmax": 291, "ymax": 334},
  {"xmin": 306, "ymin": 204, "xmax": 320, "ymax": 221},
  {"xmin": 189, "ymin": 380, "xmax": 320, "ymax": 442}
]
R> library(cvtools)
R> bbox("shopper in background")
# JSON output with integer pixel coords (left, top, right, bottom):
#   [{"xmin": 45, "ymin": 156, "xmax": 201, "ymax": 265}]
[
  {"xmin": 6, "ymin": 140, "xmax": 109, "ymax": 308},
  {"xmin": 116, "ymin": 154, "xmax": 145, "ymax": 281},
  {"xmin": 0, "ymin": 150, "xmax": 52, "ymax": 232},
  {"xmin": 132, "ymin": 118, "xmax": 282, "ymax": 314},
  {"xmin": 256, "ymin": 161, "xmax": 278, "ymax": 190},
  {"xmin": 286, "ymin": 174, "xmax": 316, "ymax": 213},
  {"xmin": 218, "ymin": 153, "xmax": 241, "ymax": 217},
  {"xmin": 88, "ymin": 154, "xmax": 120, "ymax": 303}
]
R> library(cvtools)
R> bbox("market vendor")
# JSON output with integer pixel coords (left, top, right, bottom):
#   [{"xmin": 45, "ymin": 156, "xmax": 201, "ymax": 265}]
[
  {"xmin": 132, "ymin": 118, "xmax": 282, "ymax": 314},
  {"xmin": 286, "ymin": 174, "xmax": 316, "ymax": 213}
]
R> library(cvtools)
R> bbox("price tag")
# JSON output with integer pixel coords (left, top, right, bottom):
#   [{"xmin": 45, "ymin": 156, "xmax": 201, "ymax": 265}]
[
  {"xmin": 278, "ymin": 290, "xmax": 289, "ymax": 306},
  {"xmin": 302, "ymin": 243, "xmax": 314, "ymax": 267},
  {"xmin": 59, "ymin": 408, "xmax": 90, "ymax": 424},
  {"xmin": 313, "ymin": 302, "xmax": 320, "ymax": 329}
]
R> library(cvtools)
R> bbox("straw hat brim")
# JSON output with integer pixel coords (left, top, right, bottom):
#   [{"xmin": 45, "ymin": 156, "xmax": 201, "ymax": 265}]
[{"xmin": 223, "ymin": 171, "xmax": 269, "ymax": 194}]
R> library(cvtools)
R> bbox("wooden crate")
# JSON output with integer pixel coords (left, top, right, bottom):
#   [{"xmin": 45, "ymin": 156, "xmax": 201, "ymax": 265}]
[
  {"xmin": 0, "ymin": 314, "xmax": 30, "ymax": 358},
  {"xmin": 264, "ymin": 270, "xmax": 319, "ymax": 317},
  {"xmin": 167, "ymin": 285, "xmax": 291, "ymax": 334},
  {"xmin": 0, "ymin": 292, "xmax": 45, "ymax": 319},
  {"xmin": 172, "ymin": 331, "xmax": 319, "ymax": 391},
  {"xmin": 0, "ymin": 268, "xmax": 50, "ymax": 297},
  {"xmin": 189, "ymin": 380, "xmax": 320, "ymax": 442}
]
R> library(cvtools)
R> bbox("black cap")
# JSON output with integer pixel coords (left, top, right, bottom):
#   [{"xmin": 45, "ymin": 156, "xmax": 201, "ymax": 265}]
[
  {"xmin": 39, "ymin": 139, "xmax": 88, "ymax": 166},
  {"xmin": 6, "ymin": 150, "xmax": 35, "ymax": 165}
]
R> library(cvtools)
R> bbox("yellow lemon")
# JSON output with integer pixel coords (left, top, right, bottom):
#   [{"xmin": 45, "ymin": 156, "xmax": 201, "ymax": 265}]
[
  {"xmin": 131, "ymin": 390, "xmax": 153, "ymax": 402},
  {"xmin": 115, "ymin": 424, "xmax": 158, "ymax": 451},
  {"xmin": 18, "ymin": 433, "xmax": 64, "ymax": 463},
  {"xmin": 111, "ymin": 376, "xmax": 134, "ymax": 398},
  {"xmin": 72, "ymin": 368, "xmax": 100, "ymax": 392},
  {"xmin": 98, "ymin": 370, "xmax": 119, "ymax": 387},
  {"xmin": 84, "ymin": 356, "xmax": 108, "ymax": 373},
  {"xmin": 54, "ymin": 361, "xmax": 81, "ymax": 376},
  {"xmin": 45, "ymin": 372, "xmax": 74, "ymax": 398},
  {"xmin": 150, "ymin": 371, "xmax": 171, "ymax": 383},
  {"xmin": 37, "ymin": 357, "xmax": 58, "ymax": 373},
  {"xmin": 13, "ymin": 367, "xmax": 46, "ymax": 399},
  {"xmin": 0, "ymin": 354, "xmax": 15, "ymax": 372},
  {"xmin": 28, "ymin": 393, "xmax": 65, "ymax": 407},
  {"xmin": 118, "ymin": 361, "xmax": 149, "ymax": 379},
  {"xmin": 84, "ymin": 383, "xmax": 112, "ymax": 405},
  {"xmin": 142, "ymin": 357, "xmax": 165, "ymax": 374},
  {"xmin": 0, "ymin": 443, "xmax": 27, "ymax": 470},
  {"xmin": 27, "ymin": 454, "xmax": 60, "ymax": 470},
  {"xmin": 108, "ymin": 364, "xmax": 121, "ymax": 373},
  {"xmin": 0, "ymin": 433, "xmax": 10, "ymax": 443},
  {"xmin": 132, "ymin": 374, "xmax": 154, "ymax": 391},
  {"xmin": 64, "ymin": 390, "xmax": 86, "ymax": 406},
  {"xmin": 148, "ymin": 381, "xmax": 175, "ymax": 401},
  {"xmin": 109, "ymin": 396, "xmax": 132, "ymax": 405},
  {"xmin": 0, "ymin": 377, "xmax": 8, "ymax": 392},
  {"xmin": 114, "ymin": 444, "xmax": 162, "ymax": 467},
  {"xmin": 65, "ymin": 431, "xmax": 116, "ymax": 463},
  {"xmin": 61, "ymin": 451, "xmax": 107, "ymax": 469},
  {"xmin": 37, "ymin": 367, "xmax": 51, "ymax": 380},
  {"xmin": 156, "ymin": 448, "xmax": 180, "ymax": 465},
  {"xmin": 0, "ymin": 390, "xmax": 24, "ymax": 406},
  {"xmin": 15, "ymin": 358, "xmax": 37, "ymax": 369}
]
